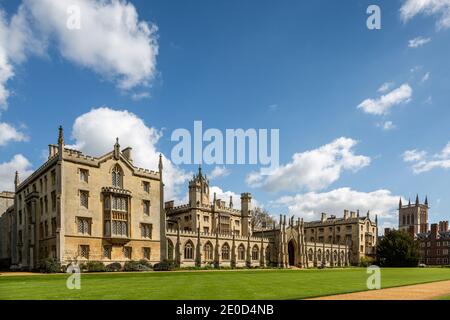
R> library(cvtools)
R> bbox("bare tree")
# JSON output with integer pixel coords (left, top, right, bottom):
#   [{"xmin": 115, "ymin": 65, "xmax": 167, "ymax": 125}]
[{"xmin": 251, "ymin": 207, "xmax": 275, "ymax": 231}]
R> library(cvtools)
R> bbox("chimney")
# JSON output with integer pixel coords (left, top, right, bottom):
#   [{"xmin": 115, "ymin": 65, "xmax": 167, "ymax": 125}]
[
  {"xmin": 439, "ymin": 221, "xmax": 449, "ymax": 232},
  {"xmin": 48, "ymin": 145, "xmax": 58, "ymax": 159},
  {"xmin": 122, "ymin": 147, "xmax": 133, "ymax": 162},
  {"xmin": 350, "ymin": 211, "xmax": 356, "ymax": 218},
  {"xmin": 344, "ymin": 210, "xmax": 349, "ymax": 220},
  {"xmin": 321, "ymin": 212, "xmax": 327, "ymax": 222},
  {"xmin": 431, "ymin": 223, "xmax": 438, "ymax": 240}
]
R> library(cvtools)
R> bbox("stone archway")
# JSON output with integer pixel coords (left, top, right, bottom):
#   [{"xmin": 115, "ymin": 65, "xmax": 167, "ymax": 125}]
[{"xmin": 288, "ymin": 240, "xmax": 296, "ymax": 266}]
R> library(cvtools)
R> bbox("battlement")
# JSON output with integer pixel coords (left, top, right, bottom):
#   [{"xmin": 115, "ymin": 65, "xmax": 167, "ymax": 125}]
[{"xmin": 166, "ymin": 228, "xmax": 269, "ymax": 242}]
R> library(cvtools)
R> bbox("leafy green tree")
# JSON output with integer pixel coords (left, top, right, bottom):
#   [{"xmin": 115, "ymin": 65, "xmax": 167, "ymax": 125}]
[
  {"xmin": 377, "ymin": 230, "xmax": 421, "ymax": 267},
  {"xmin": 251, "ymin": 207, "xmax": 275, "ymax": 231}
]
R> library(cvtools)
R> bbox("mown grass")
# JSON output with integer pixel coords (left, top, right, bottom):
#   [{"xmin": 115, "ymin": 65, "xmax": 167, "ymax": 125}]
[{"xmin": 1, "ymin": 267, "xmax": 450, "ymax": 300}]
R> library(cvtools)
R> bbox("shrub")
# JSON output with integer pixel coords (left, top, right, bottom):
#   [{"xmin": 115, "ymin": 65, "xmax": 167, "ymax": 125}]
[
  {"xmin": 86, "ymin": 261, "xmax": 106, "ymax": 272},
  {"xmin": 359, "ymin": 256, "xmax": 375, "ymax": 267},
  {"xmin": 153, "ymin": 259, "xmax": 175, "ymax": 271},
  {"xmin": 106, "ymin": 262, "xmax": 122, "ymax": 272},
  {"xmin": 377, "ymin": 230, "xmax": 421, "ymax": 267},
  {"xmin": 124, "ymin": 260, "xmax": 152, "ymax": 272},
  {"xmin": 39, "ymin": 258, "xmax": 61, "ymax": 273}
]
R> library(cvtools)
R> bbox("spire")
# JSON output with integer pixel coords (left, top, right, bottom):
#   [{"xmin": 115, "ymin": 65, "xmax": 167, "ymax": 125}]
[
  {"xmin": 229, "ymin": 195, "xmax": 233, "ymax": 208},
  {"xmin": 415, "ymin": 194, "xmax": 419, "ymax": 206},
  {"xmin": 399, "ymin": 198, "xmax": 402, "ymax": 209},
  {"xmin": 158, "ymin": 154, "xmax": 163, "ymax": 171},
  {"xmin": 114, "ymin": 137, "xmax": 120, "ymax": 160},
  {"xmin": 14, "ymin": 171, "xmax": 20, "ymax": 189},
  {"xmin": 198, "ymin": 164, "xmax": 202, "ymax": 178},
  {"xmin": 425, "ymin": 195, "xmax": 428, "ymax": 206},
  {"xmin": 58, "ymin": 125, "xmax": 64, "ymax": 146},
  {"xmin": 408, "ymin": 198, "xmax": 411, "ymax": 206}
]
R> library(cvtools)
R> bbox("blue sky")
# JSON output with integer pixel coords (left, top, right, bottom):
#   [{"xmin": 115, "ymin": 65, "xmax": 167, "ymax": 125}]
[{"xmin": 0, "ymin": 0, "xmax": 449, "ymax": 231}]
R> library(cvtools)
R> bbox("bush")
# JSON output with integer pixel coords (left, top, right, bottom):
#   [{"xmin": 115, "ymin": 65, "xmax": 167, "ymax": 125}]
[
  {"xmin": 359, "ymin": 256, "xmax": 375, "ymax": 267},
  {"xmin": 153, "ymin": 259, "xmax": 175, "ymax": 271},
  {"xmin": 86, "ymin": 261, "xmax": 106, "ymax": 272},
  {"xmin": 106, "ymin": 262, "xmax": 122, "ymax": 272},
  {"xmin": 124, "ymin": 260, "xmax": 152, "ymax": 272},
  {"xmin": 39, "ymin": 258, "xmax": 61, "ymax": 273},
  {"xmin": 377, "ymin": 230, "xmax": 421, "ymax": 267}
]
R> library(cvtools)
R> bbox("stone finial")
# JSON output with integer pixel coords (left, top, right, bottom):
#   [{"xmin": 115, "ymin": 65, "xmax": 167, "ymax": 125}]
[
  {"xmin": 158, "ymin": 154, "xmax": 163, "ymax": 170},
  {"xmin": 58, "ymin": 125, "xmax": 64, "ymax": 146},
  {"xmin": 14, "ymin": 171, "xmax": 20, "ymax": 189}
]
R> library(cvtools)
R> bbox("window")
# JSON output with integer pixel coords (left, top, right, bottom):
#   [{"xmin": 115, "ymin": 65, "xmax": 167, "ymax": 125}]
[
  {"xmin": 103, "ymin": 246, "xmax": 111, "ymax": 259},
  {"xmin": 80, "ymin": 191, "xmax": 89, "ymax": 208},
  {"xmin": 143, "ymin": 181, "xmax": 150, "ymax": 193},
  {"xmin": 112, "ymin": 196, "xmax": 127, "ymax": 211},
  {"xmin": 79, "ymin": 245, "xmax": 89, "ymax": 259},
  {"xmin": 203, "ymin": 227, "xmax": 209, "ymax": 234},
  {"xmin": 308, "ymin": 249, "xmax": 313, "ymax": 261},
  {"xmin": 44, "ymin": 196, "xmax": 48, "ymax": 213},
  {"xmin": 112, "ymin": 221, "xmax": 127, "ymax": 236},
  {"xmin": 51, "ymin": 218, "xmax": 56, "ymax": 236},
  {"xmin": 221, "ymin": 244, "xmax": 230, "ymax": 260},
  {"xmin": 437, "ymin": 242, "xmax": 441, "ymax": 247},
  {"xmin": 317, "ymin": 249, "xmax": 322, "ymax": 262},
  {"xmin": 39, "ymin": 223, "xmax": 44, "ymax": 239},
  {"xmin": 112, "ymin": 165, "xmax": 123, "ymax": 188},
  {"xmin": 143, "ymin": 247, "xmax": 151, "ymax": 260},
  {"xmin": 184, "ymin": 242, "xmax": 194, "ymax": 260},
  {"xmin": 238, "ymin": 245, "xmax": 245, "ymax": 260},
  {"xmin": 141, "ymin": 223, "xmax": 152, "ymax": 239},
  {"xmin": 77, "ymin": 217, "xmax": 91, "ymax": 235},
  {"xmin": 19, "ymin": 210, "xmax": 22, "ymax": 225},
  {"xmin": 204, "ymin": 243, "xmax": 213, "ymax": 260},
  {"xmin": 252, "ymin": 246, "xmax": 259, "ymax": 261},
  {"xmin": 203, "ymin": 216, "xmax": 209, "ymax": 223},
  {"xmin": 51, "ymin": 170, "xmax": 56, "ymax": 186},
  {"xmin": 51, "ymin": 191, "xmax": 56, "ymax": 211},
  {"xmin": 80, "ymin": 169, "xmax": 89, "ymax": 183},
  {"xmin": 143, "ymin": 200, "xmax": 150, "ymax": 216},
  {"xmin": 45, "ymin": 221, "xmax": 49, "ymax": 237},
  {"xmin": 123, "ymin": 246, "xmax": 132, "ymax": 259}
]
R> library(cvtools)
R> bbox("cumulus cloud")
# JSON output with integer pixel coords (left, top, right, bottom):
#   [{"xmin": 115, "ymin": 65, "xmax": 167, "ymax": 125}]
[
  {"xmin": 0, "ymin": 122, "xmax": 28, "ymax": 146},
  {"xmin": 403, "ymin": 142, "xmax": 450, "ymax": 174},
  {"xmin": 400, "ymin": 0, "xmax": 450, "ymax": 29},
  {"xmin": 271, "ymin": 187, "xmax": 402, "ymax": 221},
  {"xmin": 246, "ymin": 138, "xmax": 370, "ymax": 193},
  {"xmin": 0, "ymin": 0, "xmax": 158, "ymax": 108},
  {"xmin": 377, "ymin": 121, "xmax": 396, "ymax": 131},
  {"xmin": 421, "ymin": 72, "xmax": 431, "ymax": 83},
  {"xmin": 68, "ymin": 107, "xmax": 188, "ymax": 200},
  {"xmin": 378, "ymin": 82, "xmax": 394, "ymax": 93},
  {"xmin": 408, "ymin": 36, "xmax": 431, "ymax": 48},
  {"xmin": 209, "ymin": 166, "xmax": 231, "ymax": 179},
  {"xmin": 357, "ymin": 84, "xmax": 413, "ymax": 115},
  {"xmin": 0, "ymin": 154, "xmax": 33, "ymax": 191}
]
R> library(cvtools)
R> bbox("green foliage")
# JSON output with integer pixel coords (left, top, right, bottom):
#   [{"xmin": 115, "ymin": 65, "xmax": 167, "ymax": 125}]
[
  {"xmin": 124, "ymin": 260, "xmax": 152, "ymax": 271},
  {"xmin": 86, "ymin": 261, "xmax": 106, "ymax": 272},
  {"xmin": 105, "ymin": 262, "xmax": 122, "ymax": 272},
  {"xmin": 153, "ymin": 259, "xmax": 175, "ymax": 271},
  {"xmin": 39, "ymin": 258, "xmax": 61, "ymax": 273},
  {"xmin": 377, "ymin": 230, "xmax": 421, "ymax": 267},
  {"xmin": 359, "ymin": 256, "xmax": 375, "ymax": 267}
]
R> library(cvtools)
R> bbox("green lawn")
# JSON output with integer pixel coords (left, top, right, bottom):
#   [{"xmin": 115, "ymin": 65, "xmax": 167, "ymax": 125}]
[{"xmin": 1, "ymin": 268, "xmax": 450, "ymax": 300}]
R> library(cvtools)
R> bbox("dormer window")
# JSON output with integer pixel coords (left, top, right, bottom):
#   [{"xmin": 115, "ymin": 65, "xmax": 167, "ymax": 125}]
[{"xmin": 112, "ymin": 165, "xmax": 123, "ymax": 188}]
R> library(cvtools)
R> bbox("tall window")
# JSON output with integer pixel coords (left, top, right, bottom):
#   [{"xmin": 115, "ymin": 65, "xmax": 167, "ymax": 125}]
[
  {"xmin": 184, "ymin": 242, "xmax": 194, "ymax": 260},
  {"xmin": 77, "ymin": 217, "xmax": 91, "ymax": 235},
  {"xmin": 80, "ymin": 191, "xmax": 89, "ymax": 209},
  {"xmin": 143, "ymin": 200, "xmax": 150, "ymax": 216},
  {"xmin": 112, "ymin": 196, "xmax": 127, "ymax": 211},
  {"xmin": 79, "ymin": 245, "xmax": 89, "ymax": 259},
  {"xmin": 112, "ymin": 165, "xmax": 123, "ymax": 188},
  {"xmin": 167, "ymin": 240, "xmax": 174, "ymax": 260},
  {"xmin": 51, "ymin": 218, "xmax": 56, "ymax": 236},
  {"xmin": 51, "ymin": 191, "xmax": 56, "ymax": 211},
  {"xmin": 143, "ymin": 181, "xmax": 150, "ymax": 193},
  {"xmin": 103, "ymin": 246, "xmax": 111, "ymax": 259},
  {"xmin": 112, "ymin": 221, "xmax": 127, "ymax": 236},
  {"xmin": 252, "ymin": 245, "xmax": 259, "ymax": 260},
  {"xmin": 204, "ymin": 243, "xmax": 213, "ymax": 260},
  {"xmin": 221, "ymin": 244, "xmax": 230, "ymax": 260},
  {"xmin": 238, "ymin": 245, "xmax": 245, "ymax": 260},
  {"xmin": 141, "ymin": 223, "xmax": 152, "ymax": 239},
  {"xmin": 123, "ymin": 246, "xmax": 132, "ymax": 259},
  {"xmin": 308, "ymin": 249, "xmax": 313, "ymax": 261},
  {"xmin": 143, "ymin": 247, "xmax": 151, "ymax": 260}
]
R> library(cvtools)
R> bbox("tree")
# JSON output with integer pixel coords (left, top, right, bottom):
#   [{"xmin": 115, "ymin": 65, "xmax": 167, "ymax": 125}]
[
  {"xmin": 251, "ymin": 207, "xmax": 275, "ymax": 231},
  {"xmin": 376, "ymin": 230, "xmax": 421, "ymax": 267}
]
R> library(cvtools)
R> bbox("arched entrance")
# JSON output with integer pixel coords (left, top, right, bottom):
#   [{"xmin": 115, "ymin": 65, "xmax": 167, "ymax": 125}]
[{"xmin": 288, "ymin": 240, "xmax": 296, "ymax": 266}]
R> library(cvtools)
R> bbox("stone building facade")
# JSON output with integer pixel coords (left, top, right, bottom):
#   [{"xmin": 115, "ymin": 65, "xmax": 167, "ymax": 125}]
[
  {"xmin": 0, "ymin": 191, "xmax": 14, "ymax": 262},
  {"xmin": 0, "ymin": 128, "xmax": 380, "ymax": 270}
]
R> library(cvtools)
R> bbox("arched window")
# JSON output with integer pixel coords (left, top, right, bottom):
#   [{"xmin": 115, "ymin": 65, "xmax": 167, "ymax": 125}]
[
  {"xmin": 184, "ymin": 242, "xmax": 194, "ymax": 260},
  {"xmin": 403, "ymin": 215, "xmax": 406, "ymax": 225},
  {"xmin": 333, "ymin": 250, "xmax": 338, "ymax": 262},
  {"xmin": 204, "ymin": 242, "xmax": 213, "ymax": 261},
  {"xmin": 252, "ymin": 245, "xmax": 259, "ymax": 261},
  {"xmin": 325, "ymin": 250, "xmax": 330, "ymax": 262},
  {"xmin": 238, "ymin": 245, "xmax": 245, "ymax": 260},
  {"xmin": 340, "ymin": 251, "xmax": 345, "ymax": 262},
  {"xmin": 308, "ymin": 249, "xmax": 313, "ymax": 261},
  {"xmin": 221, "ymin": 243, "xmax": 230, "ymax": 260},
  {"xmin": 317, "ymin": 249, "xmax": 322, "ymax": 262},
  {"xmin": 112, "ymin": 165, "xmax": 123, "ymax": 188},
  {"xmin": 167, "ymin": 240, "xmax": 174, "ymax": 260}
]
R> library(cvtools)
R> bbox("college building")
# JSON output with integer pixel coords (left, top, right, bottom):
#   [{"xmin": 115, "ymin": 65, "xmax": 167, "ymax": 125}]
[{"xmin": 0, "ymin": 127, "xmax": 379, "ymax": 270}]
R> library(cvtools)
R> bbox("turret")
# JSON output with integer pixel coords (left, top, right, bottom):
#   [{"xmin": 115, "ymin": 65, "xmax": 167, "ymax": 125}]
[
  {"xmin": 241, "ymin": 193, "xmax": 252, "ymax": 236},
  {"xmin": 415, "ymin": 194, "xmax": 419, "ymax": 206},
  {"xmin": 399, "ymin": 198, "xmax": 402, "ymax": 209},
  {"xmin": 14, "ymin": 171, "xmax": 20, "ymax": 191}
]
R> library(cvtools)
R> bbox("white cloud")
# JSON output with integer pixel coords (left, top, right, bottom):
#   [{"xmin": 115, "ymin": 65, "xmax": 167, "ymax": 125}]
[
  {"xmin": 68, "ymin": 107, "xmax": 188, "ymax": 200},
  {"xmin": 421, "ymin": 72, "xmax": 431, "ymax": 83},
  {"xmin": 400, "ymin": 0, "xmax": 450, "ymax": 29},
  {"xmin": 209, "ymin": 186, "xmax": 260, "ymax": 210},
  {"xmin": 378, "ymin": 121, "xmax": 396, "ymax": 131},
  {"xmin": 209, "ymin": 166, "xmax": 231, "ymax": 179},
  {"xmin": 23, "ymin": 0, "xmax": 159, "ymax": 91},
  {"xmin": 0, "ymin": 154, "xmax": 33, "ymax": 191},
  {"xmin": 378, "ymin": 82, "xmax": 394, "ymax": 93},
  {"xmin": 0, "ymin": 122, "xmax": 28, "ymax": 146},
  {"xmin": 246, "ymin": 137, "xmax": 370, "ymax": 193},
  {"xmin": 404, "ymin": 142, "xmax": 450, "ymax": 174},
  {"xmin": 357, "ymin": 84, "xmax": 413, "ymax": 115},
  {"xmin": 408, "ymin": 36, "xmax": 431, "ymax": 48},
  {"xmin": 271, "ymin": 187, "xmax": 401, "ymax": 221}
]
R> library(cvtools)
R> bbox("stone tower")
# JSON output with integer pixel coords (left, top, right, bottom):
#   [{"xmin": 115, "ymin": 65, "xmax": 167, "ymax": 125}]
[
  {"xmin": 398, "ymin": 195, "xmax": 429, "ymax": 235},
  {"xmin": 188, "ymin": 166, "xmax": 210, "ymax": 206},
  {"xmin": 240, "ymin": 193, "xmax": 252, "ymax": 236}
]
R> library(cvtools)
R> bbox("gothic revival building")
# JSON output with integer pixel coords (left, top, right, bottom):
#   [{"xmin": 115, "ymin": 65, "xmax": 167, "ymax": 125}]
[{"xmin": 0, "ymin": 127, "xmax": 381, "ymax": 270}]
